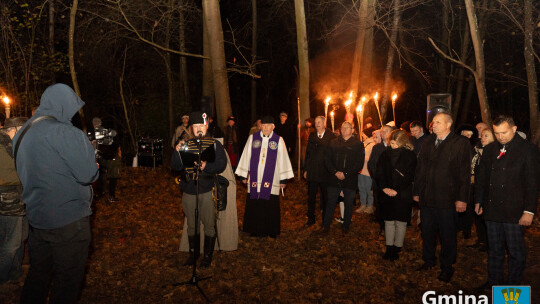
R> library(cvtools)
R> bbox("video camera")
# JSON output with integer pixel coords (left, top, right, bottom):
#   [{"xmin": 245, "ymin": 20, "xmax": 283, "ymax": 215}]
[{"xmin": 88, "ymin": 126, "xmax": 117, "ymax": 146}]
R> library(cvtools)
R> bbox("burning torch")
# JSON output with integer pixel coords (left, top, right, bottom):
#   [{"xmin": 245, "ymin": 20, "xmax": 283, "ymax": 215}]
[{"xmin": 2, "ymin": 95, "xmax": 10, "ymax": 119}]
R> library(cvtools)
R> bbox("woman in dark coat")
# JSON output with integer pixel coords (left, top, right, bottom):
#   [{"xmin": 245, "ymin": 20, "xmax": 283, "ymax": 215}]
[{"xmin": 374, "ymin": 130, "xmax": 417, "ymax": 260}]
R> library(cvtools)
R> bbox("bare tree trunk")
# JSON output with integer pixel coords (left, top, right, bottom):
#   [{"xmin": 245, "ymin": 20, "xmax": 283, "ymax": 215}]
[
  {"xmin": 381, "ymin": 0, "xmax": 401, "ymax": 122},
  {"xmin": 464, "ymin": 0, "xmax": 491, "ymax": 125},
  {"xmin": 294, "ymin": 0, "xmax": 310, "ymax": 120},
  {"xmin": 202, "ymin": 19, "xmax": 214, "ymax": 100},
  {"xmin": 452, "ymin": 22, "xmax": 471, "ymax": 122},
  {"xmin": 120, "ymin": 48, "xmax": 137, "ymax": 153},
  {"xmin": 165, "ymin": 2, "xmax": 174, "ymax": 140},
  {"xmin": 202, "ymin": 0, "xmax": 232, "ymax": 127},
  {"xmin": 438, "ymin": 0, "xmax": 450, "ymax": 93},
  {"xmin": 350, "ymin": 0, "xmax": 370, "ymax": 96},
  {"xmin": 358, "ymin": 0, "xmax": 376, "ymax": 93},
  {"xmin": 179, "ymin": 2, "xmax": 190, "ymax": 104},
  {"xmin": 49, "ymin": 0, "xmax": 55, "ymax": 82},
  {"xmin": 250, "ymin": 0, "xmax": 258, "ymax": 122},
  {"xmin": 69, "ymin": 0, "xmax": 86, "ymax": 131},
  {"xmin": 523, "ymin": 0, "xmax": 539, "ymax": 144},
  {"xmin": 459, "ymin": 75, "xmax": 475, "ymax": 124}
]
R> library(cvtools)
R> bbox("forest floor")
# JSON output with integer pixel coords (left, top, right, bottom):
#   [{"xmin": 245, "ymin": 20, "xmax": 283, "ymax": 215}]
[{"xmin": 1, "ymin": 167, "xmax": 539, "ymax": 303}]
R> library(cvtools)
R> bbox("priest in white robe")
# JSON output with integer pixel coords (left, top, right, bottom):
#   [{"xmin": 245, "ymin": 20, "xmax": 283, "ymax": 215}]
[{"xmin": 235, "ymin": 115, "xmax": 294, "ymax": 237}]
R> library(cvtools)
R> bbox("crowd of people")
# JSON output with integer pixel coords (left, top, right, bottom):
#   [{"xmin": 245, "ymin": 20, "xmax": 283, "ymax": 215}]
[{"xmin": 1, "ymin": 82, "xmax": 539, "ymax": 302}]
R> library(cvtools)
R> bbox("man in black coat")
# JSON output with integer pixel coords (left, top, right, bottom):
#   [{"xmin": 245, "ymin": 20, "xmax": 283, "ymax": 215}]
[
  {"xmin": 409, "ymin": 120, "xmax": 427, "ymax": 156},
  {"xmin": 303, "ymin": 116, "xmax": 336, "ymax": 226},
  {"xmin": 319, "ymin": 121, "xmax": 364, "ymax": 234},
  {"xmin": 274, "ymin": 112, "xmax": 296, "ymax": 161},
  {"xmin": 413, "ymin": 112, "xmax": 472, "ymax": 283},
  {"xmin": 475, "ymin": 115, "xmax": 539, "ymax": 289}
]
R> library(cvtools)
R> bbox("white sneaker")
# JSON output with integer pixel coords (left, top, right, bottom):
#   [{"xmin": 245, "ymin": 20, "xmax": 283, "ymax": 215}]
[
  {"xmin": 364, "ymin": 206, "xmax": 374, "ymax": 214},
  {"xmin": 355, "ymin": 205, "xmax": 367, "ymax": 213}
]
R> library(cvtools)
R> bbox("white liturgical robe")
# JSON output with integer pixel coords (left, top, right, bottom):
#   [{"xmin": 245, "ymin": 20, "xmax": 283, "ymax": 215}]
[{"xmin": 235, "ymin": 131, "xmax": 294, "ymax": 195}]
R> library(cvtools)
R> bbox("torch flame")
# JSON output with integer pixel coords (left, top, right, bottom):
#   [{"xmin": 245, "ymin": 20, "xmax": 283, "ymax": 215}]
[
  {"xmin": 374, "ymin": 92, "xmax": 379, "ymax": 101},
  {"xmin": 2, "ymin": 95, "xmax": 9, "ymax": 105},
  {"xmin": 349, "ymin": 91, "xmax": 353, "ymax": 99},
  {"xmin": 361, "ymin": 96, "xmax": 366, "ymax": 103},
  {"xmin": 330, "ymin": 111, "xmax": 334, "ymax": 117},
  {"xmin": 392, "ymin": 93, "xmax": 397, "ymax": 102},
  {"xmin": 356, "ymin": 104, "xmax": 362, "ymax": 112},
  {"xmin": 325, "ymin": 96, "xmax": 331, "ymax": 105}
]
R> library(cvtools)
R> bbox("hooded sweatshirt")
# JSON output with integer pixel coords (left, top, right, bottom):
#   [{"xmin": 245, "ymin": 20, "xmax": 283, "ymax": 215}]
[{"xmin": 13, "ymin": 84, "xmax": 99, "ymax": 229}]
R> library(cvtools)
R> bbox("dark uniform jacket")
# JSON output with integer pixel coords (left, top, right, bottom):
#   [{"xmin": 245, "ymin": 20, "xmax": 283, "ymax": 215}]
[
  {"xmin": 374, "ymin": 147, "xmax": 417, "ymax": 222},
  {"xmin": 413, "ymin": 133, "xmax": 472, "ymax": 209},
  {"xmin": 304, "ymin": 129, "xmax": 335, "ymax": 183},
  {"xmin": 475, "ymin": 135, "xmax": 540, "ymax": 223},
  {"xmin": 170, "ymin": 137, "xmax": 227, "ymax": 195},
  {"xmin": 324, "ymin": 135, "xmax": 365, "ymax": 190}
]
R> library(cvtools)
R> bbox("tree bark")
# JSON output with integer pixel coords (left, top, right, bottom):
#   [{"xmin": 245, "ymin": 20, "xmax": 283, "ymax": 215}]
[
  {"xmin": 438, "ymin": 0, "xmax": 450, "ymax": 93},
  {"xmin": 49, "ymin": 0, "xmax": 55, "ymax": 82},
  {"xmin": 464, "ymin": 0, "xmax": 491, "ymax": 125},
  {"xmin": 358, "ymin": 0, "xmax": 376, "ymax": 93},
  {"xmin": 452, "ymin": 22, "xmax": 471, "ymax": 122},
  {"xmin": 202, "ymin": 18, "xmax": 214, "ymax": 101},
  {"xmin": 179, "ymin": 2, "xmax": 190, "ymax": 105},
  {"xmin": 294, "ymin": 0, "xmax": 310, "ymax": 121},
  {"xmin": 523, "ymin": 0, "xmax": 539, "ymax": 145},
  {"xmin": 250, "ymin": 0, "xmax": 258, "ymax": 122},
  {"xmin": 165, "ymin": 0, "xmax": 174, "ymax": 139},
  {"xmin": 381, "ymin": 0, "xmax": 402, "ymax": 122},
  {"xmin": 202, "ymin": 0, "xmax": 232, "ymax": 127},
  {"xmin": 69, "ymin": 0, "xmax": 86, "ymax": 131},
  {"xmin": 349, "ymin": 0, "xmax": 370, "ymax": 96}
]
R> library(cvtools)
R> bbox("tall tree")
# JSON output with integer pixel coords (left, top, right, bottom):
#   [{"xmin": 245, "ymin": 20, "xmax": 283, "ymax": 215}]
[
  {"xmin": 294, "ymin": 0, "xmax": 310, "ymax": 120},
  {"xmin": 202, "ymin": 0, "xmax": 232, "ymax": 127},
  {"xmin": 349, "ymin": 0, "xmax": 371, "ymax": 96},
  {"xmin": 523, "ymin": 0, "xmax": 539, "ymax": 144},
  {"xmin": 381, "ymin": 0, "xmax": 402, "ymax": 121},
  {"xmin": 69, "ymin": 0, "xmax": 86, "ymax": 130},
  {"xmin": 178, "ymin": 0, "xmax": 190, "ymax": 105},
  {"xmin": 250, "ymin": 0, "xmax": 258, "ymax": 122}
]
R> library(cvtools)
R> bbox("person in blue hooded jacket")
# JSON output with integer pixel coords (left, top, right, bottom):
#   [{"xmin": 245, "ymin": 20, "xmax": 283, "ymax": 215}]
[{"xmin": 13, "ymin": 83, "xmax": 98, "ymax": 304}]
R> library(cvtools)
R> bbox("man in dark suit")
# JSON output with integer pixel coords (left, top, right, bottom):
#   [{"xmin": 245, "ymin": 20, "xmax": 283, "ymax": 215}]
[
  {"xmin": 303, "ymin": 116, "xmax": 335, "ymax": 226},
  {"xmin": 409, "ymin": 120, "xmax": 427, "ymax": 156},
  {"xmin": 413, "ymin": 112, "xmax": 472, "ymax": 283},
  {"xmin": 475, "ymin": 115, "xmax": 539, "ymax": 289}
]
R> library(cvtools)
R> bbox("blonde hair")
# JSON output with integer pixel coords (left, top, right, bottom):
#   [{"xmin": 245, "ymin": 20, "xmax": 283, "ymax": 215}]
[
  {"xmin": 389, "ymin": 129, "xmax": 413, "ymax": 150},
  {"xmin": 481, "ymin": 128, "xmax": 495, "ymax": 144}
]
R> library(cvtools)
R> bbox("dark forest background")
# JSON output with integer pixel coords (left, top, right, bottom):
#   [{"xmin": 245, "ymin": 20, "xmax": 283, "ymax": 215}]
[{"xmin": 1, "ymin": 0, "xmax": 539, "ymax": 159}]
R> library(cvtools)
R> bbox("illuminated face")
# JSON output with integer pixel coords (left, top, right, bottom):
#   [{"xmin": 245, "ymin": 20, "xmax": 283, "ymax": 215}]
[
  {"xmin": 410, "ymin": 126, "xmax": 423, "ymax": 139},
  {"xmin": 182, "ymin": 116, "xmax": 189, "ymax": 125},
  {"xmin": 314, "ymin": 117, "xmax": 325, "ymax": 131},
  {"xmin": 228, "ymin": 120, "xmax": 235, "ymax": 127},
  {"xmin": 432, "ymin": 114, "xmax": 451, "ymax": 137},
  {"xmin": 461, "ymin": 130, "xmax": 473, "ymax": 139},
  {"xmin": 341, "ymin": 123, "xmax": 353, "ymax": 138},
  {"xmin": 280, "ymin": 116, "xmax": 287, "ymax": 124},
  {"xmin": 480, "ymin": 129, "xmax": 494, "ymax": 147},
  {"xmin": 381, "ymin": 126, "xmax": 392, "ymax": 144},
  {"xmin": 305, "ymin": 121, "xmax": 312, "ymax": 128},
  {"xmin": 191, "ymin": 124, "xmax": 208, "ymax": 137},
  {"xmin": 389, "ymin": 140, "xmax": 399, "ymax": 149},
  {"xmin": 261, "ymin": 123, "xmax": 274, "ymax": 136},
  {"xmin": 493, "ymin": 122, "xmax": 517, "ymax": 145},
  {"xmin": 476, "ymin": 123, "xmax": 487, "ymax": 139}
]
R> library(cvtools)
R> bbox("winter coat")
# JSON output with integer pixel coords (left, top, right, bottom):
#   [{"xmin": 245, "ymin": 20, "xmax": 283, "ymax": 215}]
[
  {"xmin": 475, "ymin": 135, "xmax": 540, "ymax": 224},
  {"xmin": 413, "ymin": 133, "xmax": 472, "ymax": 209},
  {"xmin": 13, "ymin": 84, "xmax": 99, "ymax": 229},
  {"xmin": 324, "ymin": 135, "xmax": 365, "ymax": 190},
  {"xmin": 274, "ymin": 121, "xmax": 296, "ymax": 153},
  {"xmin": 304, "ymin": 129, "xmax": 335, "ymax": 183},
  {"xmin": 374, "ymin": 147, "xmax": 417, "ymax": 222}
]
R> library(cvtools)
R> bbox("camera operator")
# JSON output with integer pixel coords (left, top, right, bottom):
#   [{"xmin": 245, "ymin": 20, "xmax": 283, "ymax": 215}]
[{"xmin": 91, "ymin": 117, "xmax": 121, "ymax": 202}]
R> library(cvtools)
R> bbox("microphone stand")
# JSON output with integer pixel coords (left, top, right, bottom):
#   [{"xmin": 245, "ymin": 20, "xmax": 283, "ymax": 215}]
[{"xmin": 171, "ymin": 133, "xmax": 212, "ymax": 302}]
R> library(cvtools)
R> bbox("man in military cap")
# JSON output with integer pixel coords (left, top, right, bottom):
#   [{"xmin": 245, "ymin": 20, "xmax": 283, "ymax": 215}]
[{"xmin": 171, "ymin": 111, "xmax": 227, "ymax": 268}]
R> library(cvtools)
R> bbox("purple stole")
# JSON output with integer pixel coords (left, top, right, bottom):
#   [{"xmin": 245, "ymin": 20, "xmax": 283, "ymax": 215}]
[{"xmin": 249, "ymin": 132, "xmax": 280, "ymax": 200}]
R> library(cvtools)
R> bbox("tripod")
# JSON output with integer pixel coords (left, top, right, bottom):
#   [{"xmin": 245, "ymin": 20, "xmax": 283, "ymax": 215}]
[{"xmin": 172, "ymin": 136, "xmax": 212, "ymax": 302}]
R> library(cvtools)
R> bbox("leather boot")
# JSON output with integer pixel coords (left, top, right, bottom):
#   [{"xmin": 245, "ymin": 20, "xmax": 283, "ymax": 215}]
[
  {"xmin": 200, "ymin": 235, "xmax": 216, "ymax": 268},
  {"xmin": 183, "ymin": 235, "xmax": 199, "ymax": 266},
  {"xmin": 382, "ymin": 245, "xmax": 393, "ymax": 260},
  {"xmin": 390, "ymin": 246, "xmax": 401, "ymax": 261}
]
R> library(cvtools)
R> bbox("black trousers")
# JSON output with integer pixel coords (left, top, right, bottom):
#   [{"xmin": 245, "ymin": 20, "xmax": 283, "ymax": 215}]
[
  {"xmin": 307, "ymin": 181, "xmax": 328, "ymax": 225},
  {"xmin": 420, "ymin": 206, "xmax": 457, "ymax": 271},
  {"xmin": 486, "ymin": 221, "xmax": 526, "ymax": 285},
  {"xmin": 324, "ymin": 187, "xmax": 355, "ymax": 230},
  {"xmin": 21, "ymin": 217, "xmax": 91, "ymax": 304}
]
